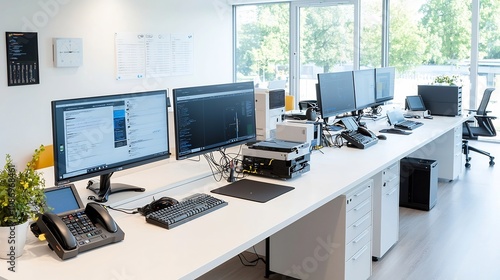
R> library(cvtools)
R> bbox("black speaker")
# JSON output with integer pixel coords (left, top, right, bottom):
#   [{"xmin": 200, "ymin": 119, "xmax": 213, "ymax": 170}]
[{"xmin": 400, "ymin": 157, "xmax": 438, "ymax": 211}]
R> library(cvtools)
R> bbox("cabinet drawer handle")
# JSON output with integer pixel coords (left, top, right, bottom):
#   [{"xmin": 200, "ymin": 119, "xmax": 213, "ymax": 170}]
[
  {"xmin": 386, "ymin": 176, "xmax": 398, "ymax": 184},
  {"xmin": 353, "ymin": 215, "xmax": 370, "ymax": 228},
  {"xmin": 386, "ymin": 187, "xmax": 398, "ymax": 196},
  {"xmin": 353, "ymin": 187, "xmax": 370, "ymax": 198},
  {"xmin": 352, "ymin": 230, "xmax": 369, "ymax": 244},
  {"xmin": 354, "ymin": 200, "xmax": 370, "ymax": 211},
  {"xmin": 351, "ymin": 244, "xmax": 369, "ymax": 261}
]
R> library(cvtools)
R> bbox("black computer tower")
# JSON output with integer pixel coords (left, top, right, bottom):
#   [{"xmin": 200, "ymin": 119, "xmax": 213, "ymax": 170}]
[{"xmin": 400, "ymin": 157, "xmax": 438, "ymax": 210}]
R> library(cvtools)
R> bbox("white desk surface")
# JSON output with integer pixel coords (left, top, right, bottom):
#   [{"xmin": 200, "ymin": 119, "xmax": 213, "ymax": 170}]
[{"xmin": 3, "ymin": 115, "xmax": 467, "ymax": 280}]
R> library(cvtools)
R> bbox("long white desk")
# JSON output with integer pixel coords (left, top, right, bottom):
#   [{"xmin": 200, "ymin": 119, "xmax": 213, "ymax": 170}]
[{"xmin": 2, "ymin": 115, "xmax": 467, "ymax": 280}]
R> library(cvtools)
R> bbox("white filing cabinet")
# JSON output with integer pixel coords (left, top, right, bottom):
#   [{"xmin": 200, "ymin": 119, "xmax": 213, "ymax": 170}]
[
  {"xmin": 268, "ymin": 179, "xmax": 373, "ymax": 280},
  {"xmin": 372, "ymin": 162, "xmax": 400, "ymax": 260},
  {"xmin": 411, "ymin": 125, "xmax": 462, "ymax": 181}
]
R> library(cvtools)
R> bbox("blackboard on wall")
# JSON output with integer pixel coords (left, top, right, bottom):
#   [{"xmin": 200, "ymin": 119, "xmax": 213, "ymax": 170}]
[{"xmin": 6, "ymin": 32, "xmax": 40, "ymax": 86}]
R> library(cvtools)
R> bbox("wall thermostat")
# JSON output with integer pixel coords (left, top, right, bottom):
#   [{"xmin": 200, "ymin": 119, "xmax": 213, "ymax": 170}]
[{"xmin": 53, "ymin": 38, "xmax": 83, "ymax": 67}]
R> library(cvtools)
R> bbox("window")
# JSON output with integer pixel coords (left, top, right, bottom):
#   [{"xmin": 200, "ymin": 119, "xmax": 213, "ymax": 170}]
[
  {"xmin": 294, "ymin": 2, "xmax": 356, "ymax": 101},
  {"xmin": 234, "ymin": 3, "xmax": 290, "ymax": 90},
  {"xmin": 233, "ymin": 1, "xmax": 500, "ymax": 139}
]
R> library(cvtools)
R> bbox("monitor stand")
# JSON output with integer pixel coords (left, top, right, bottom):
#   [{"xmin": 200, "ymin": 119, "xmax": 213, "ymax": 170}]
[
  {"xmin": 87, "ymin": 173, "xmax": 145, "ymax": 203},
  {"xmin": 334, "ymin": 116, "xmax": 359, "ymax": 131}
]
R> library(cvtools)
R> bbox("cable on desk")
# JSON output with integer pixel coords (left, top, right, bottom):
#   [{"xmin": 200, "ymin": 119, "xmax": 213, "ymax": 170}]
[
  {"xmin": 203, "ymin": 146, "xmax": 248, "ymax": 182},
  {"xmin": 321, "ymin": 128, "xmax": 344, "ymax": 148},
  {"xmin": 106, "ymin": 205, "xmax": 139, "ymax": 215}
]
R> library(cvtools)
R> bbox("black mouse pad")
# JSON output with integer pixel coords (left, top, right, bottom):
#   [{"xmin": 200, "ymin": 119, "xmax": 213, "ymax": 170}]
[{"xmin": 211, "ymin": 179, "xmax": 294, "ymax": 203}]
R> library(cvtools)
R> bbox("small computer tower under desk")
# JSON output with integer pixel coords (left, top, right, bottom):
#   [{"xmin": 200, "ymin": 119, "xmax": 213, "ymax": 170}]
[{"xmin": 399, "ymin": 157, "xmax": 438, "ymax": 211}]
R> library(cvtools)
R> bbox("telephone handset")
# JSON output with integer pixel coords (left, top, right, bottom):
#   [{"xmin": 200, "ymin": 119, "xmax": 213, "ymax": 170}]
[
  {"xmin": 357, "ymin": 126, "xmax": 377, "ymax": 139},
  {"xmin": 31, "ymin": 202, "xmax": 124, "ymax": 260}
]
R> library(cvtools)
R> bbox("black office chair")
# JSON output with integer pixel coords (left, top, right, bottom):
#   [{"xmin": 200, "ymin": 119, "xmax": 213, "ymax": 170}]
[
  {"xmin": 298, "ymin": 100, "xmax": 317, "ymax": 110},
  {"xmin": 462, "ymin": 88, "xmax": 496, "ymax": 168}
]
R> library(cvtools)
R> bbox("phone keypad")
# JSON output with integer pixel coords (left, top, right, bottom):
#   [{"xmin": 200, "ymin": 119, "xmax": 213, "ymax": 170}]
[{"xmin": 62, "ymin": 212, "xmax": 95, "ymax": 235}]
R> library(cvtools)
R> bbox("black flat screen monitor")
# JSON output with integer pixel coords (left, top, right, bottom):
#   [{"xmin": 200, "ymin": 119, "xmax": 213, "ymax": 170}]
[
  {"xmin": 173, "ymin": 81, "xmax": 256, "ymax": 160},
  {"xmin": 316, "ymin": 71, "xmax": 356, "ymax": 119},
  {"xmin": 406, "ymin": 95, "xmax": 426, "ymax": 111},
  {"xmin": 375, "ymin": 67, "xmax": 395, "ymax": 103},
  {"xmin": 51, "ymin": 90, "xmax": 170, "ymax": 202},
  {"xmin": 353, "ymin": 69, "xmax": 376, "ymax": 110}
]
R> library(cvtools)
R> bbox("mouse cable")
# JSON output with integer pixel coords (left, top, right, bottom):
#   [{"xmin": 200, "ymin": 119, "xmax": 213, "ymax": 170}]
[{"xmin": 106, "ymin": 205, "xmax": 139, "ymax": 215}]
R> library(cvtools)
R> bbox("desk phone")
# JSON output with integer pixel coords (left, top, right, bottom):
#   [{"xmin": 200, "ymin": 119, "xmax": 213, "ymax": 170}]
[{"xmin": 30, "ymin": 184, "xmax": 124, "ymax": 260}]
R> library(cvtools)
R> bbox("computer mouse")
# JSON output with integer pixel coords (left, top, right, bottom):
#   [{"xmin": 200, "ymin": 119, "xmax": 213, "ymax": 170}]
[
  {"xmin": 414, "ymin": 115, "xmax": 421, "ymax": 119},
  {"xmin": 377, "ymin": 134, "xmax": 387, "ymax": 140},
  {"xmin": 139, "ymin": 197, "xmax": 178, "ymax": 215}
]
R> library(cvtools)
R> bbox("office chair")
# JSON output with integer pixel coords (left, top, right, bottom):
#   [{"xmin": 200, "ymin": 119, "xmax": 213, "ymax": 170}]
[
  {"xmin": 462, "ymin": 88, "xmax": 496, "ymax": 168},
  {"xmin": 298, "ymin": 100, "xmax": 317, "ymax": 110}
]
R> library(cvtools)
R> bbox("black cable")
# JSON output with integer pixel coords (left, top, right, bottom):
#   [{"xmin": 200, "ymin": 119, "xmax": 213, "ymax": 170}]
[
  {"xmin": 334, "ymin": 134, "xmax": 345, "ymax": 148},
  {"xmin": 204, "ymin": 153, "xmax": 224, "ymax": 182},
  {"xmin": 106, "ymin": 205, "xmax": 139, "ymax": 215},
  {"xmin": 237, "ymin": 247, "xmax": 266, "ymax": 266}
]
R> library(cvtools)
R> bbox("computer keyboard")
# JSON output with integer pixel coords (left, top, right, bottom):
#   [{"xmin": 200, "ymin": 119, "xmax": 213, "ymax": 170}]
[
  {"xmin": 395, "ymin": 120, "xmax": 423, "ymax": 130},
  {"xmin": 145, "ymin": 193, "xmax": 228, "ymax": 229},
  {"xmin": 341, "ymin": 130, "xmax": 378, "ymax": 149}
]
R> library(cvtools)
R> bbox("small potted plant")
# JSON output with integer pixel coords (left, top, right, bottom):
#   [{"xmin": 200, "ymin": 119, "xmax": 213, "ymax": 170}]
[
  {"xmin": 432, "ymin": 75, "xmax": 462, "ymax": 86},
  {"xmin": 0, "ymin": 145, "xmax": 47, "ymax": 258}
]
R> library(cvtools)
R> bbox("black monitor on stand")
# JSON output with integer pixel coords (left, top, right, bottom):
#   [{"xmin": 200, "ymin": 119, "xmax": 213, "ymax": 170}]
[
  {"xmin": 316, "ymin": 71, "xmax": 357, "ymax": 130},
  {"xmin": 51, "ymin": 90, "xmax": 171, "ymax": 203},
  {"xmin": 353, "ymin": 69, "xmax": 377, "ymax": 126},
  {"xmin": 370, "ymin": 66, "xmax": 395, "ymax": 117}
]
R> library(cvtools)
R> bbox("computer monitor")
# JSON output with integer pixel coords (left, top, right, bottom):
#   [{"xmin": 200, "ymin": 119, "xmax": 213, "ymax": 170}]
[
  {"xmin": 173, "ymin": 81, "xmax": 257, "ymax": 160},
  {"xmin": 406, "ymin": 95, "xmax": 426, "ymax": 111},
  {"xmin": 316, "ymin": 71, "xmax": 356, "ymax": 120},
  {"xmin": 51, "ymin": 90, "xmax": 170, "ymax": 202},
  {"xmin": 353, "ymin": 69, "xmax": 376, "ymax": 110},
  {"xmin": 375, "ymin": 67, "xmax": 395, "ymax": 103}
]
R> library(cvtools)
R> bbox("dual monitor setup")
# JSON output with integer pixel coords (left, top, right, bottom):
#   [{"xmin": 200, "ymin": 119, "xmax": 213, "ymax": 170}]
[
  {"xmin": 316, "ymin": 67, "xmax": 395, "ymax": 126},
  {"xmin": 51, "ymin": 82, "xmax": 257, "ymax": 203}
]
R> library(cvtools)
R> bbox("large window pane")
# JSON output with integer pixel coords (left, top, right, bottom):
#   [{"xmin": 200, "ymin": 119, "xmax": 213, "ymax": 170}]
[
  {"xmin": 389, "ymin": 0, "xmax": 471, "ymax": 106},
  {"xmin": 234, "ymin": 4, "xmax": 290, "ymax": 90},
  {"xmin": 360, "ymin": 0, "xmax": 383, "ymax": 68},
  {"xmin": 479, "ymin": 0, "xmax": 500, "ymax": 137},
  {"xmin": 298, "ymin": 4, "xmax": 355, "ymax": 101}
]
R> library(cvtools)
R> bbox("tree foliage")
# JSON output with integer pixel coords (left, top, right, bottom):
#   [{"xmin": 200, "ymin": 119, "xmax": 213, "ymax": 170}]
[
  {"xmin": 236, "ymin": 1, "xmax": 500, "ymax": 81},
  {"xmin": 235, "ymin": 4, "xmax": 289, "ymax": 82},
  {"xmin": 419, "ymin": 0, "xmax": 471, "ymax": 64},
  {"xmin": 301, "ymin": 5, "xmax": 354, "ymax": 73}
]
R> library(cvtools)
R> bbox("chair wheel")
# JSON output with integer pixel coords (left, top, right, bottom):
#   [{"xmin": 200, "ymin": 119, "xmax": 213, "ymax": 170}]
[
  {"xmin": 489, "ymin": 161, "xmax": 495, "ymax": 166},
  {"xmin": 465, "ymin": 163, "xmax": 471, "ymax": 168}
]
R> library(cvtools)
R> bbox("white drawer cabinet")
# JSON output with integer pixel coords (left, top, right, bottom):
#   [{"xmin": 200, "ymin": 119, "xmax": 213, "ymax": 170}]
[
  {"xmin": 372, "ymin": 162, "xmax": 400, "ymax": 260},
  {"xmin": 410, "ymin": 125, "xmax": 462, "ymax": 181},
  {"xmin": 269, "ymin": 179, "xmax": 373, "ymax": 280}
]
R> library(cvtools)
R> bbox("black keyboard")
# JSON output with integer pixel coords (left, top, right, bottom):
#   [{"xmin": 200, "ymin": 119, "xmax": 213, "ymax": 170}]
[
  {"xmin": 146, "ymin": 193, "xmax": 228, "ymax": 229},
  {"xmin": 395, "ymin": 120, "xmax": 423, "ymax": 130},
  {"xmin": 341, "ymin": 130, "xmax": 378, "ymax": 149}
]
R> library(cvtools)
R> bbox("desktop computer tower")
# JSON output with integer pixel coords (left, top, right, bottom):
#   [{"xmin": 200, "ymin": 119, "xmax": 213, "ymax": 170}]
[
  {"xmin": 400, "ymin": 157, "xmax": 438, "ymax": 211},
  {"xmin": 255, "ymin": 88, "xmax": 285, "ymax": 140}
]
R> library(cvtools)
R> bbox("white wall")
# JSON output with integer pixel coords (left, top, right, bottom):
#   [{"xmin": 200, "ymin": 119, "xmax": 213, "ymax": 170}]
[{"xmin": 0, "ymin": 0, "xmax": 234, "ymax": 166}]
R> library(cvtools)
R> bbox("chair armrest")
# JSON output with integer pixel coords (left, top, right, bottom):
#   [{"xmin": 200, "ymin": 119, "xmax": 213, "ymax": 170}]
[
  {"xmin": 475, "ymin": 114, "xmax": 497, "ymax": 120},
  {"xmin": 465, "ymin": 109, "xmax": 492, "ymax": 114}
]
